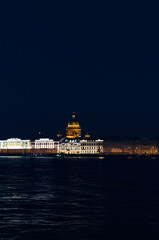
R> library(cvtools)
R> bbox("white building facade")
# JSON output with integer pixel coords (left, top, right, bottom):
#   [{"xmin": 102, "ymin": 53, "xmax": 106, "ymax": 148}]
[
  {"xmin": 80, "ymin": 139, "xmax": 103, "ymax": 154},
  {"xmin": 0, "ymin": 138, "xmax": 31, "ymax": 149},
  {"xmin": 35, "ymin": 138, "xmax": 54, "ymax": 149},
  {"xmin": 59, "ymin": 139, "xmax": 81, "ymax": 154},
  {"xmin": 0, "ymin": 138, "xmax": 103, "ymax": 154},
  {"xmin": 34, "ymin": 138, "xmax": 59, "ymax": 150},
  {"xmin": 59, "ymin": 138, "xmax": 103, "ymax": 154}
]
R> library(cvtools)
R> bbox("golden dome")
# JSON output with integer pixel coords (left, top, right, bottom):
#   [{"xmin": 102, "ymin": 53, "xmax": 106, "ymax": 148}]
[
  {"xmin": 85, "ymin": 132, "xmax": 90, "ymax": 138},
  {"xmin": 66, "ymin": 113, "xmax": 81, "ymax": 138},
  {"xmin": 67, "ymin": 113, "xmax": 80, "ymax": 128}
]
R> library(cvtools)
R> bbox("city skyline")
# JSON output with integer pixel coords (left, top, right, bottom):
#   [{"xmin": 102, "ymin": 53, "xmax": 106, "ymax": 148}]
[{"xmin": 0, "ymin": 110, "xmax": 159, "ymax": 139}]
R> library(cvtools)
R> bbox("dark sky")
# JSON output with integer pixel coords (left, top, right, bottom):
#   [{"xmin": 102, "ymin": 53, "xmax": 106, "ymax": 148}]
[{"xmin": 0, "ymin": 1, "xmax": 159, "ymax": 138}]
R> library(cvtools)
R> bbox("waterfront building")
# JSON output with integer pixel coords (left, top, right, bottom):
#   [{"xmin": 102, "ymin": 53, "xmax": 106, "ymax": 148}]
[
  {"xmin": 32, "ymin": 138, "xmax": 59, "ymax": 150},
  {"xmin": 103, "ymin": 140, "xmax": 133, "ymax": 154},
  {"xmin": 80, "ymin": 139, "xmax": 103, "ymax": 154},
  {"xmin": 66, "ymin": 113, "xmax": 81, "ymax": 138},
  {"xmin": 34, "ymin": 138, "xmax": 54, "ymax": 149},
  {"xmin": 59, "ymin": 139, "xmax": 81, "ymax": 154},
  {"xmin": 0, "ymin": 138, "xmax": 31, "ymax": 149},
  {"xmin": 132, "ymin": 138, "xmax": 158, "ymax": 155},
  {"xmin": 59, "ymin": 138, "xmax": 103, "ymax": 154},
  {"xmin": 102, "ymin": 138, "xmax": 159, "ymax": 155}
]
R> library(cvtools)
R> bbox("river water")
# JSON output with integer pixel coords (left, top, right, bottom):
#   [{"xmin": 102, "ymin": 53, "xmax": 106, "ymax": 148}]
[{"xmin": 0, "ymin": 156, "xmax": 159, "ymax": 240}]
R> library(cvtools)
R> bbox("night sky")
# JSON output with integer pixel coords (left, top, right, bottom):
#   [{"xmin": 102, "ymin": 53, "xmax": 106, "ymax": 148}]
[{"xmin": 0, "ymin": 1, "xmax": 159, "ymax": 139}]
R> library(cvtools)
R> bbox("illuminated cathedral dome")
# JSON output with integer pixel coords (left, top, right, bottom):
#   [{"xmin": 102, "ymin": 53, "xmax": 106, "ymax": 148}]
[
  {"xmin": 66, "ymin": 113, "xmax": 81, "ymax": 138},
  {"xmin": 85, "ymin": 132, "xmax": 90, "ymax": 138}
]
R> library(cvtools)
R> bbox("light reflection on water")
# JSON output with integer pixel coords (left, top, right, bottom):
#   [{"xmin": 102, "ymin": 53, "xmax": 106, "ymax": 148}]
[{"xmin": 0, "ymin": 156, "xmax": 159, "ymax": 239}]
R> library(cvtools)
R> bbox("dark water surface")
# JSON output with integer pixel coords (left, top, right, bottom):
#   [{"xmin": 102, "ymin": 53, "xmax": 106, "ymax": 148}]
[{"xmin": 0, "ymin": 156, "xmax": 159, "ymax": 240}]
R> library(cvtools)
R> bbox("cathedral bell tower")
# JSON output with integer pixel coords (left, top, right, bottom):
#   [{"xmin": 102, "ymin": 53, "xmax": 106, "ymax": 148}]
[{"xmin": 66, "ymin": 113, "xmax": 81, "ymax": 138}]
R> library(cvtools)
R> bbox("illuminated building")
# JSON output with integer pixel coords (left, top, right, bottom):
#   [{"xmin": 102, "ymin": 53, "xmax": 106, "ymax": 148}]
[
  {"xmin": 0, "ymin": 138, "xmax": 31, "ymax": 149},
  {"xmin": 59, "ymin": 139, "xmax": 81, "ymax": 154},
  {"xmin": 103, "ymin": 140, "xmax": 133, "ymax": 154},
  {"xmin": 102, "ymin": 138, "xmax": 159, "ymax": 155},
  {"xmin": 80, "ymin": 139, "xmax": 103, "ymax": 154},
  {"xmin": 34, "ymin": 138, "xmax": 55, "ymax": 149},
  {"xmin": 66, "ymin": 113, "xmax": 81, "ymax": 138},
  {"xmin": 132, "ymin": 139, "xmax": 158, "ymax": 155},
  {"xmin": 59, "ymin": 138, "xmax": 103, "ymax": 154},
  {"xmin": 31, "ymin": 138, "xmax": 59, "ymax": 150}
]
